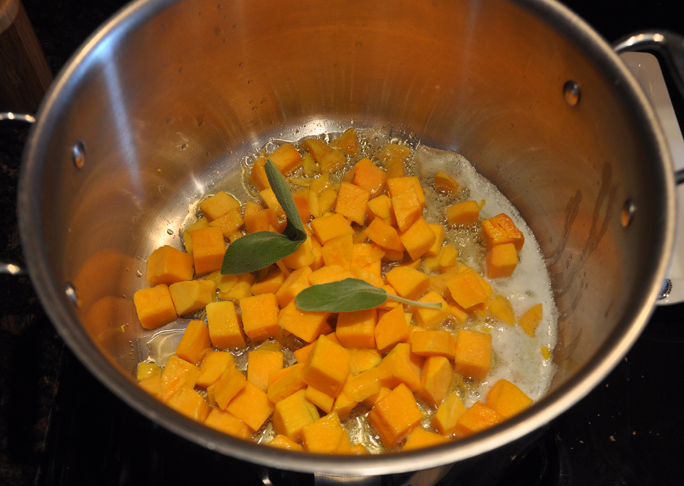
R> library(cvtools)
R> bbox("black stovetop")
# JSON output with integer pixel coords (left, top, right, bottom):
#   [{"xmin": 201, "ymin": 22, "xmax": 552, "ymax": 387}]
[{"xmin": 1, "ymin": 1, "xmax": 683, "ymax": 485}]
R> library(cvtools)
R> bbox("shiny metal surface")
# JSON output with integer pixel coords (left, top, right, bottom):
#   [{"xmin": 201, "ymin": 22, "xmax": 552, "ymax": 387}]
[{"xmin": 17, "ymin": 0, "xmax": 676, "ymax": 477}]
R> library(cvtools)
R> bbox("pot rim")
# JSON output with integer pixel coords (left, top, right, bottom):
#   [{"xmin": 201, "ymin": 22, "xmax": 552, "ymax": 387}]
[{"xmin": 17, "ymin": 0, "xmax": 677, "ymax": 476}]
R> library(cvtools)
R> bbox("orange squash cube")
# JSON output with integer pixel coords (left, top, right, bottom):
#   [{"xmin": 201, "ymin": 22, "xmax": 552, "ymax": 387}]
[
  {"xmin": 320, "ymin": 148, "xmax": 346, "ymax": 173},
  {"xmin": 446, "ymin": 267, "xmax": 491, "ymax": 309},
  {"xmin": 275, "ymin": 265, "xmax": 312, "ymax": 307},
  {"xmin": 434, "ymin": 170, "xmax": 460, "ymax": 195},
  {"xmin": 486, "ymin": 378, "xmax": 533, "ymax": 418},
  {"xmin": 302, "ymin": 334, "xmax": 351, "ymax": 397},
  {"xmin": 138, "ymin": 375, "xmax": 162, "ymax": 399},
  {"xmin": 411, "ymin": 330, "xmax": 454, "ymax": 358},
  {"xmin": 377, "ymin": 343, "xmax": 423, "ymax": 392},
  {"xmin": 425, "ymin": 224, "xmax": 446, "ymax": 258},
  {"xmin": 213, "ymin": 364, "xmax": 247, "ymax": 410},
  {"xmin": 176, "ymin": 319, "xmax": 212, "ymax": 365},
  {"xmin": 196, "ymin": 351, "xmax": 235, "ymax": 388},
  {"xmin": 391, "ymin": 186, "xmax": 422, "ymax": 232},
  {"xmin": 411, "ymin": 291, "xmax": 450, "ymax": 329},
  {"xmin": 281, "ymin": 234, "xmax": 316, "ymax": 270},
  {"xmin": 247, "ymin": 350, "xmax": 284, "ymax": 392},
  {"xmin": 336, "ymin": 308, "xmax": 377, "ymax": 349},
  {"xmin": 204, "ymin": 408, "xmax": 252, "ymax": 440},
  {"xmin": 367, "ymin": 383, "xmax": 424, "ymax": 448},
  {"xmin": 248, "ymin": 156, "xmax": 270, "ymax": 191},
  {"xmin": 311, "ymin": 213, "xmax": 354, "ymax": 245},
  {"xmin": 199, "ymin": 191, "xmax": 241, "ymax": 221},
  {"xmin": 321, "ymin": 233, "xmax": 354, "ymax": 269},
  {"xmin": 455, "ymin": 401, "xmax": 505, "ymax": 437},
  {"xmin": 485, "ymin": 243, "xmax": 518, "ymax": 278},
  {"xmin": 169, "ymin": 279, "xmax": 216, "ymax": 316},
  {"xmin": 160, "ymin": 355, "xmax": 201, "ymax": 403},
  {"xmin": 402, "ymin": 427, "xmax": 450, "ymax": 451},
  {"xmin": 349, "ymin": 348, "xmax": 383, "ymax": 374},
  {"xmin": 487, "ymin": 295, "xmax": 515, "ymax": 325},
  {"xmin": 418, "ymin": 356, "xmax": 453, "ymax": 406},
  {"xmin": 167, "ymin": 386, "xmax": 210, "ymax": 422},
  {"xmin": 308, "ymin": 265, "xmax": 355, "ymax": 285},
  {"xmin": 146, "ymin": 245, "xmax": 194, "ymax": 286},
  {"xmin": 133, "ymin": 284, "xmax": 177, "ymax": 330},
  {"xmin": 239, "ymin": 293, "xmax": 280, "ymax": 342},
  {"xmin": 209, "ymin": 208, "xmax": 244, "ymax": 238},
  {"xmin": 303, "ymin": 138, "xmax": 332, "ymax": 163},
  {"xmin": 226, "ymin": 381, "xmax": 275, "ymax": 431},
  {"xmin": 301, "ymin": 412, "xmax": 346, "ymax": 453},
  {"xmin": 335, "ymin": 181, "xmax": 370, "ymax": 226},
  {"xmin": 137, "ymin": 362, "xmax": 161, "ymax": 381},
  {"xmin": 352, "ymin": 158, "xmax": 386, "ymax": 196},
  {"xmin": 268, "ymin": 363, "xmax": 307, "ymax": 403},
  {"xmin": 277, "ymin": 301, "xmax": 331, "ymax": 343},
  {"xmin": 272, "ymin": 389, "xmax": 320, "ymax": 441},
  {"xmin": 386, "ymin": 176, "xmax": 426, "ymax": 207},
  {"xmin": 364, "ymin": 217, "xmax": 404, "ymax": 253},
  {"xmin": 182, "ymin": 217, "xmax": 209, "ymax": 255},
  {"xmin": 331, "ymin": 127, "xmax": 359, "ymax": 156},
  {"xmin": 305, "ymin": 386, "xmax": 335, "ymax": 414},
  {"xmin": 375, "ymin": 305, "xmax": 410, "ymax": 353},
  {"xmin": 268, "ymin": 143, "xmax": 302, "ymax": 175},
  {"xmin": 446, "ymin": 200, "xmax": 480, "ymax": 225},
  {"xmin": 519, "ymin": 303, "xmax": 543, "ymax": 337},
  {"xmin": 251, "ymin": 267, "xmax": 286, "ymax": 295},
  {"xmin": 206, "ymin": 301, "xmax": 246, "ymax": 349},
  {"xmin": 190, "ymin": 226, "xmax": 226, "ymax": 276},
  {"xmin": 243, "ymin": 201, "xmax": 280, "ymax": 234},
  {"xmin": 366, "ymin": 194, "xmax": 394, "ymax": 225},
  {"xmin": 268, "ymin": 434, "xmax": 304, "ymax": 451},
  {"xmin": 385, "ymin": 265, "xmax": 430, "ymax": 300},
  {"xmin": 343, "ymin": 367, "xmax": 382, "ymax": 403},
  {"xmin": 453, "ymin": 329, "xmax": 491, "ymax": 380},
  {"xmin": 432, "ymin": 390, "xmax": 467, "ymax": 436},
  {"xmin": 481, "ymin": 213, "xmax": 525, "ymax": 251},
  {"xmin": 331, "ymin": 390, "xmax": 358, "ymax": 420}
]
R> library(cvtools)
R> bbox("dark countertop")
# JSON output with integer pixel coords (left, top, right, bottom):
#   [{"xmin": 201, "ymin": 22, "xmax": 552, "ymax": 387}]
[{"xmin": 1, "ymin": 1, "xmax": 684, "ymax": 485}]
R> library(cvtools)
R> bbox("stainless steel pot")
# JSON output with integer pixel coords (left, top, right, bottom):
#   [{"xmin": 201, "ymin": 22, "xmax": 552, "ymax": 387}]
[{"xmin": 13, "ymin": 0, "xmax": 681, "ymax": 478}]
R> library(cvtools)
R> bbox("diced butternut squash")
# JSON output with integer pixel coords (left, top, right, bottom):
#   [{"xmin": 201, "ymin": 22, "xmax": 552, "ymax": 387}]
[
  {"xmin": 304, "ymin": 138, "xmax": 332, "ymax": 163},
  {"xmin": 486, "ymin": 378, "xmax": 533, "ymax": 418},
  {"xmin": 248, "ymin": 350, "xmax": 284, "ymax": 392},
  {"xmin": 268, "ymin": 434, "xmax": 304, "ymax": 451},
  {"xmin": 455, "ymin": 401, "xmax": 505, "ymax": 437},
  {"xmin": 197, "ymin": 351, "xmax": 235, "ymax": 388},
  {"xmin": 349, "ymin": 348, "xmax": 383, "ymax": 374},
  {"xmin": 275, "ymin": 265, "xmax": 312, "ymax": 307},
  {"xmin": 281, "ymin": 234, "xmax": 316, "ymax": 270},
  {"xmin": 418, "ymin": 356, "xmax": 452, "ymax": 406},
  {"xmin": 411, "ymin": 330, "xmax": 454, "ymax": 358},
  {"xmin": 137, "ymin": 361, "xmax": 161, "ymax": 381},
  {"xmin": 519, "ymin": 303, "xmax": 543, "ymax": 337},
  {"xmin": 446, "ymin": 267, "xmax": 491, "ymax": 309},
  {"xmin": 331, "ymin": 390, "xmax": 358, "ymax": 420},
  {"xmin": 167, "ymin": 386, "xmax": 210, "ymax": 422},
  {"xmin": 272, "ymin": 389, "xmax": 320, "ymax": 441},
  {"xmin": 432, "ymin": 391, "xmax": 467, "ymax": 436},
  {"xmin": 453, "ymin": 329, "xmax": 491, "ymax": 380},
  {"xmin": 209, "ymin": 208, "xmax": 245, "ymax": 238},
  {"xmin": 251, "ymin": 268, "xmax": 286, "ymax": 295},
  {"xmin": 320, "ymin": 148, "xmax": 346, "ymax": 173},
  {"xmin": 331, "ymin": 127, "xmax": 359, "ymax": 156},
  {"xmin": 240, "ymin": 293, "xmax": 280, "ymax": 342},
  {"xmin": 176, "ymin": 319, "xmax": 212, "ymax": 364},
  {"xmin": 133, "ymin": 284, "xmax": 177, "ymax": 329},
  {"xmin": 301, "ymin": 412, "xmax": 346, "ymax": 453},
  {"xmin": 367, "ymin": 383, "xmax": 424, "ymax": 448},
  {"xmin": 402, "ymin": 427, "xmax": 450, "ymax": 451},
  {"xmin": 446, "ymin": 200, "xmax": 480, "ymax": 226},
  {"xmin": 377, "ymin": 343, "xmax": 423, "ymax": 392},
  {"xmin": 160, "ymin": 355, "xmax": 201, "ymax": 403},
  {"xmin": 146, "ymin": 245, "xmax": 194, "ymax": 286},
  {"xmin": 268, "ymin": 143, "xmax": 303, "ymax": 175},
  {"xmin": 411, "ymin": 291, "xmax": 450, "ymax": 329},
  {"xmin": 366, "ymin": 194, "xmax": 394, "ymax": 225},
  {"xmin": 200, "ymin": 191, "xmax": 241, "ymax": 221},
  {"xmin": 311, "ymin": 213, "xmax": 354, "ymax": 245},
  {"xmin": 278, "ymin": 301, "xmax": 331, "ymax": 343},
  {"xmin": 243, "ymin": 201, "xmax": 279, "ymax": 234},
  {"xmin": 481, "ymin": 213, "xmax": 525, "ymax": 251},
  {"xmin": 425, "ymin": 224, "xmax": 446, "ymax": 258},
  {"xmin": 268, "ymin": 363, "xmax": 307, "ymax": 403},
  {"xmin": 217, "ymin": 272, "xmax": 255, "ymax": 301},
  {"xmin": 364, "ymin": 217, "xmax": 404, "ymax": 253},
  {"xmin": 385, "ymin": 265, "xmax": 430, "ymax": 300},
  {"xmin": 487, "ymin": 295, "xmax": 515, "ymax": 325},
  {"xmin": 226, "ymin": 381, "xmax": 275, "ymax": 431},
  {"xmin": 321, "ymin": 233, "xmax": 354, "ymax": 269},
  {"xmin": 302, "ymin": 334, "xmax": 351, "ymax": 397},
  {"xmin": 391, "ymin": 186, "xmax": 422, "ymax": 232},
  {"xmin": 138, "ymin": 375, "xmax": 162, "ymax": 398},
  {"xmin": 336, "ymin": 308, "xmax": 377, "ymax": 349},
  {"xmin": 168, "ymin": 279, "xmax": 216, "ymax": 316},
  {"xmin": 305, "ymin": 386, "xmax": 335, "ymax": 414},
  {"xmin": 206, "ymin": 301, "xmax": 246, "ymax": 349},
  {"xmin": 434, "ymin": 170, "xmax": 460, "ymax": 195},
  {"xmin": 335, "ymin": 181, "xmax": 370, "ymax": 226},
  {"xmin": 352, "ymin": 158, "xmax": 386, "ymax": 196},
  {"xmin": 485, "ymin": 243, "xmax": 518, "ymax": 278},
  {"xmin": 213, "ymin": 364, "xmax": 247, "ymax": 410},
  {"xmin": 375, "ymin": 305, "xmax": 410, "ymax": 354},
  {"xmin": 386, "ymin": 176, "xmax": 426, "ymax": 207},
  {"xmin": 343, "ymin": 367, "xmax": 381, "ymax": 403},
  {"xmin": 249, "ymin": 156, "xmax": 270, "ymax": 191},
  {"xmin": 190, "ymin": 226, "xmax": 226, "ymax": 276},
  {"xmin": 308, "ymin": 265, "xmax": 355, "ymax": 285},
  {"xmin": 204, "ymin": 408, "xmax": 252, "ymax": 439}
]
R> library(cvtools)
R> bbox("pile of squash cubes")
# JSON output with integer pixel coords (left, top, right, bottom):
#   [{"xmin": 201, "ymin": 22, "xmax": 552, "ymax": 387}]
[{"xmin": 133, "ymin": 128, "xmax": 545, "ymax": 454}]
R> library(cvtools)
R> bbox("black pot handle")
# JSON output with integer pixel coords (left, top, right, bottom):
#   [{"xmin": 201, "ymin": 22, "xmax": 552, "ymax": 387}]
[{"xmin": 0, "ymin": 111, "xmax": 35, "ymax": 277}]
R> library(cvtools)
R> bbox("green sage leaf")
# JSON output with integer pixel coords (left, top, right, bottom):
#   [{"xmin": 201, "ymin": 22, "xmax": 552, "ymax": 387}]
[
  {"xmin": 295, "ymin": 278, "xmax": 443, "ymax": 312},
  {"xmin": 220, "ymin": 159, "xmax": 307, "ymax": 275},
  {"xmin": 264, "ymin": 159, "xmax": 307, "ymax": 242},
  {"xmin": 221, "ymin": 231, "xmax": 302, "ymax": 274}
]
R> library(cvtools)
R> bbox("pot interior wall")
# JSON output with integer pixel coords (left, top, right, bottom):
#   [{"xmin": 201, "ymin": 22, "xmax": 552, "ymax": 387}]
[{"xmin": 21, "ymin": 0, "xmax": 672, "ymax": 472}]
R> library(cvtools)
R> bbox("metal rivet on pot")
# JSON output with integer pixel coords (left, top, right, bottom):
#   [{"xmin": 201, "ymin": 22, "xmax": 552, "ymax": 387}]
[
  {"xmin": 65, "ymin": 282, "xmax": 80, "ymax": 307},
  {"xmin": 72, "ymin": 141, "xmax": 86, "ymax": 168},
  {"xmin": 621, "ymin": 199, "xmax": 635, "ymax": 227},
  {"xmin": 563, "ymin": 81, "xmax": 581, "ymax": 106}
]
